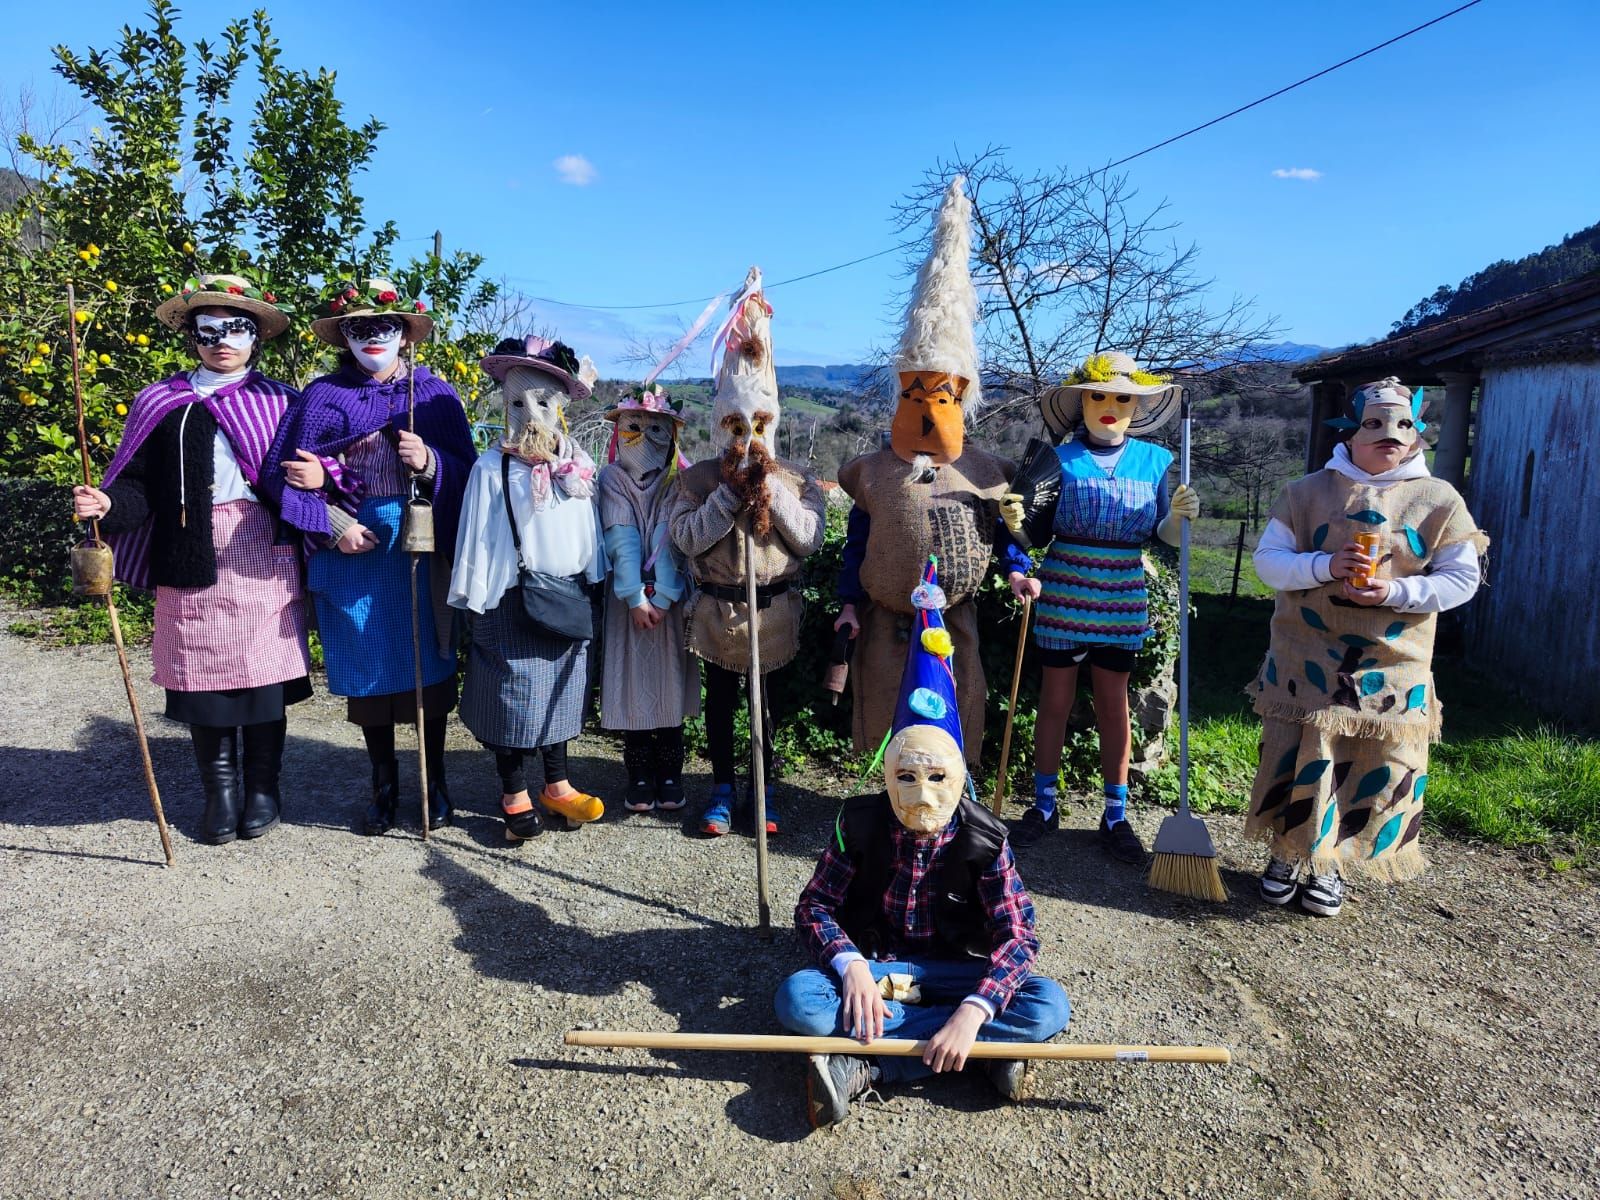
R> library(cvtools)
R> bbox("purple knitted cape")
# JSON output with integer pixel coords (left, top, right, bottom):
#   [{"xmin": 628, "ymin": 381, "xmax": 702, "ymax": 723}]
[{"xmin": 261, "ymin": 364, "xmax": 477, "ymax": 556}]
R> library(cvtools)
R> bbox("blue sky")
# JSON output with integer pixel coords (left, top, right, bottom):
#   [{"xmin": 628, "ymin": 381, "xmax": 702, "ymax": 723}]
[{"xmin": 5, "ymin": 0, "xmax": 1598, "ymax": 373}]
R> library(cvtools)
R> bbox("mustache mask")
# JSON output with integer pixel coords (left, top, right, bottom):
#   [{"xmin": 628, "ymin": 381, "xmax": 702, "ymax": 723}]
[
  {"xmin": 342, "ymin": 316, "xmax": 404, "ymax": 375},
  {"xmin": 192, "ymin": 314, "xmax": 258, "ymax": 353}
]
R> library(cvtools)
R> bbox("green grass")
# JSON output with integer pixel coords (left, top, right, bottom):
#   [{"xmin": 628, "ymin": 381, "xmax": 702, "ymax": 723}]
[{"xmin": 1175, "ymin": 585, "xmax": 1600, "ymax": 863}]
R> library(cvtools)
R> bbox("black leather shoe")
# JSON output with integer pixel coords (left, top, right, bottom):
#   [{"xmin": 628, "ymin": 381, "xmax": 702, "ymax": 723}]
[
  {"xmin": 239, "ymin": 717, "xmax": 286, "ymax": 839},
  {"xmin": 426, "ymin": 777, "xmax": 452, "ymax": 830},
  {"xmin": 1010, "ymin": 805, "xmax": 1059, "ymax": 847},
  {"xmin": 363, "ymin": 759, "xmax": 400, "ymax": 836},
  {"xmin": 192, "ymin": 725, "xmax": 241, "ymax": 845}
]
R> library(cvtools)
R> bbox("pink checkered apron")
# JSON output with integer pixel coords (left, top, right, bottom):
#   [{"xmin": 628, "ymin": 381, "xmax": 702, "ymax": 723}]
[{"xmin": 151, "ymin": 500, "xmax": 310, "ymax": 691}]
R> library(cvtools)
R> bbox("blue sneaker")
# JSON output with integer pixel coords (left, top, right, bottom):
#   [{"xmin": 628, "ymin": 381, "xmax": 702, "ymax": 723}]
[
  {"xmin": 700, "ymin": 783, "xmax": 735, "ymax": 837},
  {"xmin": 745, "ymin": 782, "xmax": 779, "ymax": 836}
]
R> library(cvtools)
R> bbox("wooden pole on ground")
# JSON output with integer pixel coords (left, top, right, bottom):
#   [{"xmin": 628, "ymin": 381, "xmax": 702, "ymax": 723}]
[
  {"xmin": 564, "ymin": 1029, "xmax": 1231, "ymax": 1064},
  {"xmin": 991, "ymin": 594, "xmax": 1032, "ymax": 815},
  {"xmin": 406, "ymin": 349, "xmax": 430, "ymax": 840},
  {"xmin": 68, "ymin": 283, "xmax": 173, "ymax": 866}
]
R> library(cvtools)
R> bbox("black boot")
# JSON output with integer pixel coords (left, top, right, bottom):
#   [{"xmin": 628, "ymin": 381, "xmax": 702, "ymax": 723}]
[
  {"xmin": 426, "ymin": 775, "xmax": 452, "ymax": 830},
  {"xmin": 191, "ymin": 725, "xmax": 241, "ymax": 846},
  {"xmin": 239, "ymin": 717, "xmax": 286, "ymax": 839},
  {"xmin": 364, "ymin": 759, "xmax": 400, "ymax": 836}
]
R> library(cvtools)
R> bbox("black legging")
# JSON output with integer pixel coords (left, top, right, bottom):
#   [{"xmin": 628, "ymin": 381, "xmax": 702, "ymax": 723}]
[
  {"xmin": 363, "ymin": 718, "xmax": 446, "ymax": 783},
  {"xmin": 622, "ymin": 726, "xmax": 686, "ymax": 785},
  {"xmin": 704, "ymin": 663, "xmax": 774, "ymax": 787},
  {"xmin": 494, "ymin": 742, "xmax": 569, "ymax": 795}
]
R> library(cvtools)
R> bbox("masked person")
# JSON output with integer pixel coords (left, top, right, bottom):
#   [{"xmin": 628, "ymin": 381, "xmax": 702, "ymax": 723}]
[
  {"xmin": 72, "ymin": 274, "xmax": 307, "ymax": 845},
  {"xmin": 775, "ymin": 559, "xmax": 1070, "ymax": 1129},
  {"xmin": 1001, "ymin": 352, "xmax": 1199, "ymax": 864},
  {"xmin": 666, "ymin": 270, "xmax": 826, "ymax": 837},
  {"xmin": 597, "ymin": 383, "xmax": 699, "ymax": 814},
  {"xmin": 1244, "ymin": 379, "xmax": 1484, "ymax": 917},
  {"xmin": 835, "ymin": 178, "xmax": 1030, "ymax": 771},
  {"xmin": 449, "ymin": 336, "xmax": 607, "ymax": 839},
  {"xmin": 262, "ymin": 279, "xmax": 475, "ymax": 835}
]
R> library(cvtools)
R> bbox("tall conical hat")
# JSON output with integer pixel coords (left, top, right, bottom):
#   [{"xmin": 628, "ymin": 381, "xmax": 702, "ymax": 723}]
[
  {"xmin": 710, "ymin": 266, "xmax": 779, "ymax": 453},
  {"xmin": 894, "ymin": 176, "xmax": 982, "ymax": 411},
  {"xmin": 888, "ymin": 557, "xmax": 965, "ymax": 756}
]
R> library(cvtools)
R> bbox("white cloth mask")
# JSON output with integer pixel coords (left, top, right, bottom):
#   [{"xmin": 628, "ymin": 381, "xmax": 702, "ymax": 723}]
[
  {"xmin": 504, "ymin": 366, "xmax": 566, "ymax": 439},
  {"xmin": 193, "ymin": 314, "xmax": 258, "ymax": 353},
  {"xmin": 615, "ymin": 413, "xmax": 676, "ymax": 480},
  {"xmin": 884, "ymin": 725, "xmax": 966, "ymax": 835},
  {"xmin": 344, "ymin": 321, "xmax": 403, "ymax": 376}
]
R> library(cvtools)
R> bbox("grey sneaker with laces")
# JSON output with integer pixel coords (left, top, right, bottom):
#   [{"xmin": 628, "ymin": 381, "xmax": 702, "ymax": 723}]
[
  {"xmin": 1300, "ymin": 871, "xmax": 1345, "ymax": 917},
  {"xmin": 804, "ymin": 1053, "xmax": 877, "ymax": 1129},
  {"xmin": 983, "ymin": 1057, "xmax": 1031, "ymax": 1102},
  {"xmin": 1259, "ymin": 857, "xmax": 1300, "ymax": 906}
]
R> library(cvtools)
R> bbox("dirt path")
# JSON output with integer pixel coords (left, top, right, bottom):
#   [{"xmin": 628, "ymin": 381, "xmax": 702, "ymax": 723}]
[{"xmin": 1, "ymin": 624, "xmax": 1596, "ymax": 1200}]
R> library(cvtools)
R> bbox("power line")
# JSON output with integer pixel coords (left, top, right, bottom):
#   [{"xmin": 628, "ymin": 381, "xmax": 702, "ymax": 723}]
[{"xmin": 519, "ymin": 0, "xmax": 1486, "ymax": 314}]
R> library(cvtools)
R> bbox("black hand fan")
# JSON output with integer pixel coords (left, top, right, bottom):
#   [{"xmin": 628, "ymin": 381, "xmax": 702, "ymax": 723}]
[{"xmin": 1008, "ymin": 437, "xmax": 1061, "ymax": 550}]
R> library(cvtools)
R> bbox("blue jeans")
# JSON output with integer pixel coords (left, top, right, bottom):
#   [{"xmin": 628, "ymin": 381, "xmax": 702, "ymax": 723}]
[{"xmin": 773, "ymin": 958, "xmax": 1071, "ymax": 1083}]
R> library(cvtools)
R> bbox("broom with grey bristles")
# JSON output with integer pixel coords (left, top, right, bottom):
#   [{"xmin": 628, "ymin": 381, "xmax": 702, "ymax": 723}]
[{"xmin": 1148, "ymin": 390, "xmax": 1228, "ymax": 903}]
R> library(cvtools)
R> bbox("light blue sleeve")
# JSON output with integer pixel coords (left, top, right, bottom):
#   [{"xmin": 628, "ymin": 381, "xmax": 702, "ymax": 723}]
[
  {"xmin": 602, "ymin": 519, "xmax": 645, "ymax": 604},
  {"xmin": 648, "ymin": 520, "xmax": 687, "ymax": 608}
]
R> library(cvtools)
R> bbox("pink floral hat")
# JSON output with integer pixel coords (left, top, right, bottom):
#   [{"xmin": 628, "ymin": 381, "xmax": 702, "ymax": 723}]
[{"xmin": 478, "ymin": 334, "xmax": 595, "ymax": 400}]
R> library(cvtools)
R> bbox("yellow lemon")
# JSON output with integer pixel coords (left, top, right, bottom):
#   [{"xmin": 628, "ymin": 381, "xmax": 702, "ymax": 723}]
[
  {"xmin": 88, "ymin": 243, "xmax": 100, "ymax": 256},
  {"xmin": 74, "ymin": 310, "xmax": 90, "ymax": 323},
  {"xmin": 19, "ymin": 392, "xmax": 36, "ymax": 406},
  {"xmin": 182, "ymin": 241, "xmax": 194, "ymax": 253},
  {"xmin": 160, "ymin": 283, "xmax": 173, "ymax": 295},
  {"xmin": 98, "ymin": 353, "xmax": 111, "ymax": 365},
  {"xmin": 115, "ymin": 403, "xmax": 128, "ymax": 416},
  {"xmin": 104, "ymin": 280, "xmax": 118, "ymax": 293},
  {"xmin": 90, "ymin": 434, "xmax": 102, "ymax": 445},
  {"xmin": 29, "ymin": 356, "xmax": 43, "ymax": 368},
  {"xmin": 136, "ymin": 334, "xmax": 149, "ymax": 347},
  {"xmin": 124, "ymin": 333, "xmax": 135, "ymax": 343},
  {"xmin": 37, "ymin": 342, "xmax": 50, "ymax": 354},
  {"xmin": 77, "ymin": 249, "xmax": 92, "ymax": 262}
]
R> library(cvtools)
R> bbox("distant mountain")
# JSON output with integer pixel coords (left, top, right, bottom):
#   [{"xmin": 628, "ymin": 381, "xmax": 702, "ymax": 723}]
[
  {"xmin": 1242, "ymin": 341, "xmax": 1333, "ymax": 364},
  {"xmin": 775, "ymin": 364, "xmax": 871, "ymax": 390}
]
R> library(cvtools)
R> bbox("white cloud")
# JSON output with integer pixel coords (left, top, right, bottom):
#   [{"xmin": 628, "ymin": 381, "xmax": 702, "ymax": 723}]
[
  {"xmin": 553, "ymin": 154, "xmax": 597, "ymax": 186},
  {"xmin": 1272, "ymin": 167, "xmax": 1323, "ymax": 181}
]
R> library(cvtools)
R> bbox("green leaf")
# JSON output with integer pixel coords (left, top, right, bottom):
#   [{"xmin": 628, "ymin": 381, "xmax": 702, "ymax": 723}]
[
  {"xmin": 1293, "ymin": 758, "xmax": 1331, "ymax": 787},
  {"xmin": 1351, "ymin": 766, "xmax": 1391, "ymax": 802}
]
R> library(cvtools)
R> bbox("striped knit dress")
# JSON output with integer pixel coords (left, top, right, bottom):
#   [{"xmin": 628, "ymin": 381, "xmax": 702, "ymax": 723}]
[{"xmin": 1034, "ymin": 434, "xmax": 1172, "ymax": 652}]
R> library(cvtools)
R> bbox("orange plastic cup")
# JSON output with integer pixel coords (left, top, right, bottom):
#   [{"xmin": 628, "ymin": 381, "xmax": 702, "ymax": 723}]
[{"xmin": 1352, "ymin": 532, "xmax": 1382, "ymax": 588}]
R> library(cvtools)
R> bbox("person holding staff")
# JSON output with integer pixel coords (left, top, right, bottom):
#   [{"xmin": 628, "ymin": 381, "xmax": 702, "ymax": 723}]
[
  {"xmin": 72, "ymin": 273, "xmax": 307, "ymax": 845},
  {"xmin": 261, "ymin": 279, "xmax": 475, "ymax": 835}
]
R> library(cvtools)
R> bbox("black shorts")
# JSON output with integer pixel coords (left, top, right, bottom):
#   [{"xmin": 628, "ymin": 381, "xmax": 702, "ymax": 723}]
[{"xmin": 1038, "ymin": 644, "xmax": 1137, "ymax": 673}]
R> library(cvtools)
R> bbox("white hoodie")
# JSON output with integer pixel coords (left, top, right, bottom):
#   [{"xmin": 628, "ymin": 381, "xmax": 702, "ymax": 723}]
[{"xmin": 1252, "ymin": 443, "xmax": 1480, "ymax": 613}]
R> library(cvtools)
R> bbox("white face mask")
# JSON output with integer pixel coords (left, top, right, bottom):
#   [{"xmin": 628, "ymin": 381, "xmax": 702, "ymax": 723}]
[
  {"xmin": 615, "ymin": 413, "xmax": 675, "ymax": 478},
  {"xmin": 504, "ymin": 367, "xmax": 566, "ymax": 440},
  {"xmin": 884, "ymin": 726, "xmax": 966, "ymax": 835},
  {"xmin": 343, "ymin": 319, "xmax": 404, "ymax": 376},
  {"xmin": 193, "ymin": 313, "xmax": 258, "ymax": 355}
]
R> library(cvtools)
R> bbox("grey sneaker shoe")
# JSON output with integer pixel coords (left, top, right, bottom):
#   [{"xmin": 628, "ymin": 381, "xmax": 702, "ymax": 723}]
[
  {"xmin": 983, "ymin": 1057, "xmax": 1031, "ymax": 1102},
  {"xmin": 804, "ymin": 1053, "xmax": 877, "ymax": 1129},
  {"xmin": 1300, "ymin": 871, "xmax": 1345, "ymax": 917},
  {"xmin": 1259, "ymin": 857, "xmax": 1300, "ymax": 906}
]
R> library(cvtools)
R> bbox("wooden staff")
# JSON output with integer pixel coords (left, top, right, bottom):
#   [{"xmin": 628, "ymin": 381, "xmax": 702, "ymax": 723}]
[
  {"xmin": 565, "ymin": 1029, "xmax": 1231, "ymax": 1065},
  {"xmin": 745, "ymin": 518, "xmax": 771, "ymax": 939},
  {"xmin": 991, "ymin": 594, "xmax": 1032, "ymax": 815},
  {"xmin": 67, "ymin": 283, "xmax": 174, "ymax": 867},
  {"xmin": 406, "ymin": 347, "xmax": 430, "ymax": 840}
]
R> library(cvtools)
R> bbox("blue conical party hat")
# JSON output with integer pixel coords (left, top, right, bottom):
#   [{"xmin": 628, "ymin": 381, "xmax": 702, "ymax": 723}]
[{"xmin": 888, "ymin": 557, "xmax": 964, "ymax": 756}]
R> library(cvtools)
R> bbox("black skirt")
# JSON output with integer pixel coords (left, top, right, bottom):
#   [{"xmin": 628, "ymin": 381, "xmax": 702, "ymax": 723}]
[{"xmin": 164, "ymin": 676, "xmax": 313, "ymax": 727}]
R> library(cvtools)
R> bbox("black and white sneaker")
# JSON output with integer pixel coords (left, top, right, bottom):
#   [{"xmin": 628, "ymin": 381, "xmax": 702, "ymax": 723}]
[
  {"xmin": 1300, "ymin": 871, "xmax": 1345, "ymax": 917},
  {"xmin": 1258, "ymin": 857, "xmax": 1300, "ymax": 906},
  {"xmin": 804, "ymin": 1054, "xmax": 878, "ymax": 1129},
  {"xmin": 1011, "ymin": 805, "xmax": 1059, "ymax": 846}
]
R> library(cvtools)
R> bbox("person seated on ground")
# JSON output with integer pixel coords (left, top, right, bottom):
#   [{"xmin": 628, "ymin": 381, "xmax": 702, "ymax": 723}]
[{"xmin": 774, "ymin": 559, "xmax": 1070, "ymax": 1129}]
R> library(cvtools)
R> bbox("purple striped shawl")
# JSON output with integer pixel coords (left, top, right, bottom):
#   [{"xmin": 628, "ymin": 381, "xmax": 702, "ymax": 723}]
[{"xmin": 99, "ymin": 372, "xmax": 300, "ymax": 590}]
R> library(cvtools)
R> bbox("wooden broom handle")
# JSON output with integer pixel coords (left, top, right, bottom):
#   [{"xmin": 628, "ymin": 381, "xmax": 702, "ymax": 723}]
[
  {"xmin": 564, "ymin": 1029, "xmax": 1230, "ymax": 1064},
  {"xmin": 991, "ymin": 594, "xmax": 1031, "ymax": 814}
]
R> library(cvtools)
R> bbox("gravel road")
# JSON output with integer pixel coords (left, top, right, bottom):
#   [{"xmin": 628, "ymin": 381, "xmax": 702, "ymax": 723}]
[{"xmin": 1, "ymin": 622, "xmax": 1596, "ymax": 1200}]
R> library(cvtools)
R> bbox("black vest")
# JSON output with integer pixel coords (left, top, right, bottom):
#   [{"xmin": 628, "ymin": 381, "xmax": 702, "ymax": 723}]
[{"xmin": 832, "ymin": 793, "xmax": 1007, "ymax": 961}]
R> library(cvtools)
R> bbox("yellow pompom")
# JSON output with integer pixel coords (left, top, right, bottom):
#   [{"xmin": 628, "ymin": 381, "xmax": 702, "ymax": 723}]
[
  {"xmin": 920, "ymin": 627, "xmax": 954, "ymax": 658},
  {"xmin": 1127, "ymin": 368, "xmax": 1170, "ymax": 387}
]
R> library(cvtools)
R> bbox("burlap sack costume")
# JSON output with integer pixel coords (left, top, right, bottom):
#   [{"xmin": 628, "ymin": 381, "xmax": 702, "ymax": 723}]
[
  {"xmin": 838, "ymin": 447, "xmax": 1014, "ymax": 763},
  {"xmin": 666, "ymin": 458, "xmax": 825, "ymax": 673},
  {"xmin": 1244, "ymin": 469, "xmax": 1487, "ymax": 881}
]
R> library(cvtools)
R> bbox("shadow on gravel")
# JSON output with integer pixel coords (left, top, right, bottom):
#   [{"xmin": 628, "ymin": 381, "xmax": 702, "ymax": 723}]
[{"xmin": 421, "ymin": 845, "xmax": 814, "ymax": 1144}]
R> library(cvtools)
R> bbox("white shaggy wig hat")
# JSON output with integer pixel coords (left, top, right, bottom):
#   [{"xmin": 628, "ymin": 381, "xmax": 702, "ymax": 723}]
[
  {"xmin": 894, "ymin": 175, "xmax": 982, "ymax": 414},
  {"xmin": 710, "ymin": 266, "xmax": 780, "ymax": 454}
]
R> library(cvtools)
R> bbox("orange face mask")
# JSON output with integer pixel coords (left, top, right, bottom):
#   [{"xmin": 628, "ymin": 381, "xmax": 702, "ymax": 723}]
[{"xmin": 891, "ymin": 371, "xmax": 968, "ymax": 465}]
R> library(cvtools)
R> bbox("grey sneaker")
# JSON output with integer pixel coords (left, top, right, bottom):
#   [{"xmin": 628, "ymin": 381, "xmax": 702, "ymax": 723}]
[
  {"xmin": 1259, "ymin": 857, "xmax": 1300, "ymax": 906},
  {"xmin": 1300, "ymin": 871, "xmax": 1345, "ymax": 917},
  {"xmin": 983, "ymin": 1057, "xmax": 1031, "ymax": 1102},
  {"xmin": 804, "ymin": 1054, "xmax": 877, "ymax": 1129}
]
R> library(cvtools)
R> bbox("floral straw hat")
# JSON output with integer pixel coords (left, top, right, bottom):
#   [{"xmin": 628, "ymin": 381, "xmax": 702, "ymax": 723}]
[
  {"xmin": 309, "ymin": 278, "xmax": 434, "ymax": 346},
  {"xmin": 1039, "ymin": 350, "xmax": 1181, "ymax": 440},
  {"xmin": 478, "ymin": 334, "xmax": 595, "ymax": 401},
  {"xmin": 154, "ymin": 273, "xmax": 292, "ymax": 340},
  {"xmin": 603, "ymin": 381, "xmax": 685, "ymax": 426}
]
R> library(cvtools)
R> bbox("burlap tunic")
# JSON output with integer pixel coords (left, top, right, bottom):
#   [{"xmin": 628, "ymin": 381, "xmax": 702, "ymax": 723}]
[
  {"xmin": 666, "ymin": 458, "xmax": 826, "ymax": 673},
  {"xmin": 1244, "ymin": 468, "xmax": 1487, "ymax": 881},
  {"xmin": 837, "ymin": 448, "xmax": 1014, "ymax": 763}
]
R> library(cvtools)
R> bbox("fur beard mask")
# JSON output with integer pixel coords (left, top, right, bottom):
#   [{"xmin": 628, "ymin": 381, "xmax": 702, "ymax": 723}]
[{"xmin": 720, "ymin": 439, "xmax": 774, "ymax": 538}]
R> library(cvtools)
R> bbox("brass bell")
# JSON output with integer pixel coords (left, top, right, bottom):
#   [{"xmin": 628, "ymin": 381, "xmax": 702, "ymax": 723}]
[
  {"xmin": 400, "ymin": 492, "xmax": 436, "ymax": 554},
  {"xmin": 71, "ymin": 539, "xmax": 114, "ymax": 598}
]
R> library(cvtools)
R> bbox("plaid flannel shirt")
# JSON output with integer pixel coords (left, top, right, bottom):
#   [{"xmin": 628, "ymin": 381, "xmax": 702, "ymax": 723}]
[{"xmin": 794, "ymin": 816, "xmax": 1039, "ymax": 1012}]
